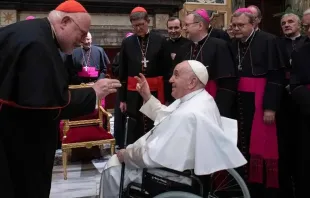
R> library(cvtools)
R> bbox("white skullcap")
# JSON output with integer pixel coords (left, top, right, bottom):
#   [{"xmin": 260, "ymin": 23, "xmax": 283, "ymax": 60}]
[{"xmin": 187, "ymin": 60, "xmax": 209, "ymax": 85}]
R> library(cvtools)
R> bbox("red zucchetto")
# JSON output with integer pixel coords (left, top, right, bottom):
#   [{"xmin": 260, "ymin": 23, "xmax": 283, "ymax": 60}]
[
  {"xmin": 131, "ymin": 6, "xmax": 147, "ymax": 14},
  {"xmin": 55, "ymin": 0, "xmax": 87, "ymax": 13}
]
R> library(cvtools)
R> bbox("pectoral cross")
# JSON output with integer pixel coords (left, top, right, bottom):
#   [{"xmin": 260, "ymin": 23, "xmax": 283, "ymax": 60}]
[
  {"xmin": 85, "ymin": 65, "xmax": 88, "ymax": 71},
  {"xmin": 142, "ymin": 57, "xmax": 149, "ymax": 68},
  {"xmin": 238, "ymin": 64, "xmax": 242, "ymax": 71}
]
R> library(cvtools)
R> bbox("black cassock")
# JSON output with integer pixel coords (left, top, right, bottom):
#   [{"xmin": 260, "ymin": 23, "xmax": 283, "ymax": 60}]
[
  {"xmin": 165, "ymin": 36, "xmax": 191, "ymax": 102},
  {"xmin": 111, "ymin": 52, "xmax": 125, "ymax": 147},
  {"xmin": 276, "ymin": 35, "xmax": 309, "ymax": 198},
  {"xmin": 174, "ymin": 35, "xmax": 236, "ymax": 118},
  {"xmin": 165, "ymin": 36, "xmax": 190, "ymax": 55},
  {"xmin": 231, "ymin": 30, "xmax": 284, "ymax": 198},
  {"xmin": 71, "ymin": 45, "xmax": 108, "ymax": 84},
  {"xmin": 119, "ymin": 31, "xmax": 172, "ymax": 145},
  {"xmin": 0, "ymin": 18, "xmax": 96, "ymax": 198},
  {"xmin": 209, "ymin": 25, "xmax": 231, "ymax": 42},
  {"xmin": 290, "ymin": 43, "xmax": 310, "ymax": 198}
]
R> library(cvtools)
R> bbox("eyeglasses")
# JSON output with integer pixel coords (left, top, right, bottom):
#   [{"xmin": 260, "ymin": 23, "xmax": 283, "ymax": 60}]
[
  {"xmin": 183, "ymin": 22, "xmax": 199, "ymax": 27},
  {"xmin": 302, "ymin": 24, "xmax": 310, "ymax": 30},
  {"xmin": 70, "ymin": 17, "xmax": 88, "ymax": 38},
  {"xmin": 132, "ymin": 22, "xmax": 147, "ymax": 29},
  {"xmin": 231, "ymin": 23, "xmax": 249, "ymax": 29}
]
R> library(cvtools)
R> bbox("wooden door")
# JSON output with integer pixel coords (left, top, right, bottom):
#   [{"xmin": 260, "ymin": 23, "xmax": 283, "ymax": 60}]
[{"xmin": 246, "ymin": 0, "xmax": 286, "ymax": 36}]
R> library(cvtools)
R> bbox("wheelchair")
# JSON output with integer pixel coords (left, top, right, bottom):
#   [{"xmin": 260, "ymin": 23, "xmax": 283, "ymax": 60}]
[{"xmin": 121, "ymin": 167, "xmax": 250, "ymax": 198}]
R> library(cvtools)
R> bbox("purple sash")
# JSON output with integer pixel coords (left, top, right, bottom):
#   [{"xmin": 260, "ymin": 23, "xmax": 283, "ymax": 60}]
[
  {"xmin": 78, "ymin": 66, "xmax": 99, "ymax": 78},
  {"xmin": 238, "ymin": 77, "xmax": 279, "ymax": 188}
]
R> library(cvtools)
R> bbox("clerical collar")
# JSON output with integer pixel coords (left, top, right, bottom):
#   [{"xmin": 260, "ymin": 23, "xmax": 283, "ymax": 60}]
[
  {"xmin": 180, "ymin": 89, "xmax": 203, "ymax": 103},
  {"xmin": 242, "ymin": 29, "xmax": 255, "ymax": 43},
  {"xmin": 286, "ymin": 34, "xmax": 301, "ymax": 40},
  {"xmin": 194, "ymin": 33, "xmax": 209, "ymax": 45},
  {"xmin": 138, "ymin": 29, "xmax": 150, "ymax": 39},
  {"xmin": 169, "ymin": 35, "xmax": 182, "ymax": 42},
  {"xmin": 82, "ymin": 45, "xmax": 91, "ymax": 51}
]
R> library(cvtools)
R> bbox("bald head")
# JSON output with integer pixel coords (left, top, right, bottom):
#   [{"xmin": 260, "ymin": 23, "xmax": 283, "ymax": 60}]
[
  {"xmin": 169, "ymin": 60, "xmax": 206, "ymax": 99},
  {"xmin": 48, "ymin": 10, "xmax": 91, "ymax": 54},
  {"xmin": 247, "ymin": 5, "xmax": 261, "ymax": 29}
]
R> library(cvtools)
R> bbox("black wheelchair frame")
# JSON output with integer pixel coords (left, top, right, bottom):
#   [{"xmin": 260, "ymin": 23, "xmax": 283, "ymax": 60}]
[{"xmin": 122, "ymin": 167, "xmax": 210, "ymax": 198}]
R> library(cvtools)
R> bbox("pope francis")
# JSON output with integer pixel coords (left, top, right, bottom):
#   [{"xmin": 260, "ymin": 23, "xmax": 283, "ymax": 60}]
[{"xmin": 99, "ymin": 60, "xmax": 247, "ymax": 197}]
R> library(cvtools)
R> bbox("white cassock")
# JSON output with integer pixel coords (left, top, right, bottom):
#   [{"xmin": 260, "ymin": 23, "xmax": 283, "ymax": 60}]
[{"xmin": 99, "ymin": 89, "xmax": 247, "ymax": 198}]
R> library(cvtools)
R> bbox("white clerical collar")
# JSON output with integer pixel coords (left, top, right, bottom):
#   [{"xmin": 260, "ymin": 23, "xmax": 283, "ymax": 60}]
[
  {"xmin": 286, "ymin": 34, "xmax": 301, "ymax": 40},
  {"xmin": 242, "ymin": 29, "xmax": 255, "ymax": 43},
  {"xmin": 170, "ymin": 34, "xmax": 182, "ymax": 41},
  {"xmin": 180, "ymin": 89, "xmax": 203, "ymax": 103}
]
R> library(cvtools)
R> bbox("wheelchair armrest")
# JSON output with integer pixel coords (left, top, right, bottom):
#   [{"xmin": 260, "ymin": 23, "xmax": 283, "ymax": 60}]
[
  {"xmin": 125, "ymin": 182, "xmax": 143, "ymax": 196},
  {"xmin": 156, "ymin": 168, "xmax": 193, "ymax": 177},
  {"xmin": 143, "ymin": 168, "xmax": 204, "ymax": 196},
  {"xmin": 127, "ymin": 182, "xmax": 142, "ymax": 189}
]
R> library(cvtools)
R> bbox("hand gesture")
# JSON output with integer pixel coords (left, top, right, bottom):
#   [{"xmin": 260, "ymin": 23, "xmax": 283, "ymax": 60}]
[
  {"xmin": 135, "ymin": 73, "xmax": 151, "ymax": 101},
  {"xmin": 117, "ymin": 149, "xmax": 126, "ymax": 163},
  {"xmin": 263, "ymin": 110, "xmax": 275, "ymax": 124},
  {"xmin": 92, "ymin": 78, "xmax": 121, "ymax": 99},
  {"xmin": 120, "ymin": 102, "xmax": 127, "ymax": 113}
]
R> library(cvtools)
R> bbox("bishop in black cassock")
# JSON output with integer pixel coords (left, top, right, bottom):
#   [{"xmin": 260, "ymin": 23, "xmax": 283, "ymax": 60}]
[
  {"xmin": 290, "ymin": 43, "xmax": 310, "ymax": 198},
  {"xmin": 175, "ymin": 9, "xmax": 236, "ymax": 118},
  {"xmin": 231, "ymin": 8, "xmax": 284, "ymax": 198},
  {"xmin": 119, "ymin": 7, "xmax": 172, "ymax": 145},
  {"xmin": 0, "ymin": 1, "xmax": 121, "ymax": 197},
  {"xmin": 71, "ymin": 32, "xmax": 108, "ymax": 84},
  {"xmin": 276, "ymin": 13, "xmax": 309, "ymax": 198}
]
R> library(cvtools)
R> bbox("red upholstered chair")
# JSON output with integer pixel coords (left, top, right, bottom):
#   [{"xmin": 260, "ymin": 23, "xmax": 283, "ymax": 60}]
[{"xmin": 59, "ymin": 84, "xmax": 115, "ymax": 180}]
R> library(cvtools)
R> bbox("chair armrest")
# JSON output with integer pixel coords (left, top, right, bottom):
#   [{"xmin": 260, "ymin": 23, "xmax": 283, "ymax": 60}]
[
  {"xmin": 99, "ymin": 106, "xmax": 112, "ymax": 132},
  {"xmin": 99, "ymin": 106, "xmax": 112, "ymax": 118},
  {"xmin": 68, "ymin": 83, "xmax": 92, "ymax": 89},
  {"xmin": 68, "ymin": 119, "xmax": 101, "ymax": 128}
]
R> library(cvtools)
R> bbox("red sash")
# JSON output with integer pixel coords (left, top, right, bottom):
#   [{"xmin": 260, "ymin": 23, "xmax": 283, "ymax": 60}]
[
  {"xmin": 205, "ymin": 80, "xmax": 217, "ymax": 97},
  {"xmin": 127, "ymin": 76, "xmax": 165, "ymax": 104},
  {"xmin": 238, "ymin": 77, "xmax": 278, "ymax": 188}
]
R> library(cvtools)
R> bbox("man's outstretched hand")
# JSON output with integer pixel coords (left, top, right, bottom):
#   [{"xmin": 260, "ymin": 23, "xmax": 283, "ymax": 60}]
[
  {"xmin": 92, "ymin": 78, "xmax": 121, "ymax": 99},
  {"xmin": 135, "ymin": 73, "xmax": 151, "ymax": 102}
]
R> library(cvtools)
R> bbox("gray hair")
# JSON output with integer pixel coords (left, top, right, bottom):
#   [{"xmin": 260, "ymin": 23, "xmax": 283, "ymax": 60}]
[
  {"xmin": 281, "ymin": 13, "xmax": 301, "ymax": 24},
  {"xmin": 232, "ymin": 11, "xmax": 255, "ymax": 24},
  {"xmin": 190, "ymin": 12, "xmax": 209, "ymax": 28},
  {"xmin": 304, "ymin": 8, "xmax": 310, "ymax": 16},
  {"xmin": 129, "ymin": 12, "xmax": 149, "ymax": 22},
  {"xmin": 48, "ymin": 10, "xmax": 90, "ymax": 22}
]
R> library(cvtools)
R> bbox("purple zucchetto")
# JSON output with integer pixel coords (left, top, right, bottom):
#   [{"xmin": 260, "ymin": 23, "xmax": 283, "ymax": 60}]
[
  {"xmin": 125, "ymin": 32, "xmax": 134, "ymax": 38},
  {"xmin": 234, "ymin": 8, "xmax": 253, "ymax": 14},
  {"xmin": 26, "ymin": 16, "xmax": 35, "ymax": 20},
  {"xmin": 194, "ymin": 9, "xmax": 210, "ymax": 23}
]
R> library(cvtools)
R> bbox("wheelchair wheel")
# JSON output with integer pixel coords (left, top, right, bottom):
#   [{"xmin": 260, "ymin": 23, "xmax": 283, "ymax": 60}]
[
  {"xmin": 208, "ymin": 168, "xmax": 250, "ymax": 198},
  {"xmin": 154, "ymin": 191, "xmax": 203, "ymax": 198}
]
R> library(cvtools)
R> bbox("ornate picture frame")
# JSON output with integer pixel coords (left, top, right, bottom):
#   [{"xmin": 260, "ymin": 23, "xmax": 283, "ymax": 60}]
[
  {"xmin": 185, "ymin": 0, "xmax": 226, "ymax": 5},
  {"xmin": 180, "ymin": 1, "xmax": 232, "ymax": 31}
]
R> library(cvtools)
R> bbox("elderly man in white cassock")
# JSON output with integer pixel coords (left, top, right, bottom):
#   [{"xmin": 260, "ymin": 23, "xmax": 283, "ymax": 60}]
[{"xmin": 99, "ymin": 60, "xmax": 247, "ymax": 197}]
